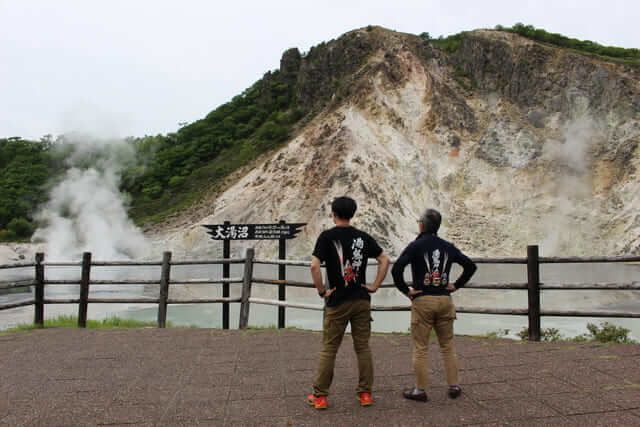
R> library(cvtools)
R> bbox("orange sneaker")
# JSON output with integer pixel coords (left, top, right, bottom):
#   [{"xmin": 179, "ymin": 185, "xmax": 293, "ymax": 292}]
[
  {"xmin": 358, "ymin": 391, "xmax": 373, "ymax": 406},
  {"xmin": 307, "ymin": 394, "xmax": 328, "ymax": 409}
]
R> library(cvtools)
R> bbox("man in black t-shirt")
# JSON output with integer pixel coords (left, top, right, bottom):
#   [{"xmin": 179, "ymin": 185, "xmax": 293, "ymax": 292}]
[
  {"xmin": 392, "ymin": 208, "xmax": 477, "ymax": 402},
  {"xmin": 307, "ymin": 197, "xmax": 390, "ymax": 410}
]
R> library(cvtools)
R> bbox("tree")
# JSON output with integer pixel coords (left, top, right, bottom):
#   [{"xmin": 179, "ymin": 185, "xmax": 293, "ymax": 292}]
[{"xmin": 7, "ymin": 218, "xmax": 34, "ymax": 238}]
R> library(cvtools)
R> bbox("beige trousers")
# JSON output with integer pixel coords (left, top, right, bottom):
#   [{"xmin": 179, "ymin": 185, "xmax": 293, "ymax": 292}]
[{"xmin": 411, "ymin": 295, "xmax": 459, "ymax": 389}]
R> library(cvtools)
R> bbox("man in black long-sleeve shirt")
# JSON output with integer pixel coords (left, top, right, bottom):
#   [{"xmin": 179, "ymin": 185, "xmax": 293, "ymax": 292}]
[{"xmin": 392, "ymin": 208, "xmax": 476, "ymax": 402}]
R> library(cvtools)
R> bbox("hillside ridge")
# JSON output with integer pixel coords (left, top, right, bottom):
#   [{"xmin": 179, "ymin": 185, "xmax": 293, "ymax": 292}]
[
  {"xmin": 155, "ymin": 26, "xmax": 640, "ymax": 258},
  {"xmin": 2, "ymin": 25, "xmax": 639, "ymax": 260}
]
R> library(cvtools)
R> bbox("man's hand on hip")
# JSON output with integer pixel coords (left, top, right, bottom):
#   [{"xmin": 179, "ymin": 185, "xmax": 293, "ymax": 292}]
[
  {"xmin": 361, "ymin": 284, "xmax": 378, "ymax": 293},
  {"xmin": 408, "ymin": 287, "xmax": 423, "ymax": 300},
  {"xmin": 320, "ymin": 287, "xmax": 336, "ymax": 299}
]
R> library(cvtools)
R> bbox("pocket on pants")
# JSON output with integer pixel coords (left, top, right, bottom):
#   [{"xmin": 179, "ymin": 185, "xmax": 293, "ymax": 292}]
[
  {"xmin": 442, "ymin": 299, "xmax": 457, "ymax": 321},
  {"xmin": 323, "ymin": 314, "xmax": 331, "ymax": 330}
]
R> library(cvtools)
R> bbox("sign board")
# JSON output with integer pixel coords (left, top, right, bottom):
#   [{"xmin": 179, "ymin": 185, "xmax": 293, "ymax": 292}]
[
  {"xmin": 204, "ymin": 220, "xmax": 305, "ymax": 329},
  {"xmin": 202, "ymin": 223, "xmax": 306, "ymax": 240}
]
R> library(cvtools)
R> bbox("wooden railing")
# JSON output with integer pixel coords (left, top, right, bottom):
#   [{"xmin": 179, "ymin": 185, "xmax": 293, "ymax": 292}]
[{"xmin": 1, "ymin": 246, "xmax": 639, "ymax": 341}]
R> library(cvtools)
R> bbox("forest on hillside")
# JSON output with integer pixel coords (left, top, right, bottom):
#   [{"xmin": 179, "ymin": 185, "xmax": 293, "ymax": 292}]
[
  {"xmin": 0, "ymin": 66, "xmax": 303, "ymax": 241},
  {"xmin": 429, "ymin": 23, "xmax": 640, "ymax": 63},
  {"xmin": 2, "ymin": 23, "xmax": 637, "ymax": 242}
]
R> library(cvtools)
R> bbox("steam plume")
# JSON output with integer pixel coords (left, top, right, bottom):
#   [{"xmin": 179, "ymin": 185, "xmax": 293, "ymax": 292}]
[
  {"xmin": 32, "ymin": 133, "xmax": 149, "ymax": 261},
  {"xmin": 541, "ymin": 115, "xmax": 600, "ymax": 255}
]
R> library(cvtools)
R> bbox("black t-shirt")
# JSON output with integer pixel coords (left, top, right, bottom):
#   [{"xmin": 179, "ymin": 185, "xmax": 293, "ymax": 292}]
[
  {"xmin": 312, "ymin": 226, "xmax": 383, "ymax": 307},
  {"xmin": 392, "ymin": 233, "xmax": 477, "ymax": 297}
]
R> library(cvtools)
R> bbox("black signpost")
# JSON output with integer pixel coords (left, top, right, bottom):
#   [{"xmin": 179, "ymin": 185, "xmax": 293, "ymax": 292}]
[
  {"xmin": 222, "ymin": 221, "xmax": 230, "ymax": 329},
  {"xmin": 203, "ymin": 221, "xmax": 306, "ymax": 329},
  {"xmin": 278, "ymin": 220, "xmax": 286, "ymax": 329}
]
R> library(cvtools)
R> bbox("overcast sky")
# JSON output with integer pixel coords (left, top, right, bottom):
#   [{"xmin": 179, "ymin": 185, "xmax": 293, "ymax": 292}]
[{"xmin": 1, "ymin": 0, "xmax": 638, "ymax": 140}]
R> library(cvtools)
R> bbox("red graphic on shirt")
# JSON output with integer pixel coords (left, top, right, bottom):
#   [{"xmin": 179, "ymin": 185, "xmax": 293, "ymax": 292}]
[
  {"xmin": 343, "ymin": 263, "xmax": 356, "ymax": 285},
  {"xmin": 332, "ymin": 240, "xmax": 361, "ymax": 287},
  {"xmin": 432, "ymin": 270, "xmax": 441, "ymax": 286}
]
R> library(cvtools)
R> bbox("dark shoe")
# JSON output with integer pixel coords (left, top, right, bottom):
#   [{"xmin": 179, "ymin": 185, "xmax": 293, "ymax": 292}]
[
  {"xmin": 448, "ymin": 385, "xmax": 462, "ymax": 399},
  {"xmin": 403, "ymin": 387, "xmax": 428, "ymax": 402}
]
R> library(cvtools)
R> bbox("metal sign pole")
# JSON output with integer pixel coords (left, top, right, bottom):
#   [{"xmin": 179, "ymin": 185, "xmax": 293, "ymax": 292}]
[
  {"xmin": 222, "ymin": 220, "xmax": 230, "ymax": 330},
  {"xmin": 278, "ymin": 220, "xmax": 286, "ymax": 329}
]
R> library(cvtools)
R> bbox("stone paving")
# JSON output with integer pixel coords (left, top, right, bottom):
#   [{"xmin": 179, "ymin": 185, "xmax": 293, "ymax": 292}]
[{"xmin": 1, "ymin": 328, "xmax": 640, "ymax": 426}]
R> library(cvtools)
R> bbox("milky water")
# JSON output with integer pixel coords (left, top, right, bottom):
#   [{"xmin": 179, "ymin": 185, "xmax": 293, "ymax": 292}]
[{"xmin": 1, "ymin": 261, "xmax": 639, "ymax": 341}]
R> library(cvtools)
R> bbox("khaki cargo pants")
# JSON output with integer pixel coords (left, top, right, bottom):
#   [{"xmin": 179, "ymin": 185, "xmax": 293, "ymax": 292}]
[
  {"xmin": 313, "ymin": 299, "xmax": 373, "ymax": 396},
  {"xmin": 411, "ymin": 295, "xmax": 459, "ymax": 389}
]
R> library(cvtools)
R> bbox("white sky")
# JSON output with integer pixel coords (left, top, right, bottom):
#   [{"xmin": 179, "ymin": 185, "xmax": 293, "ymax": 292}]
[{"xmin": 1, "ymin": 0, "xmax": 638, "ymax": 140}]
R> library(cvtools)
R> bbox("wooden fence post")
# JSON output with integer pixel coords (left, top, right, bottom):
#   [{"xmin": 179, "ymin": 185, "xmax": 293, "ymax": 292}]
[
  {"xmin": 239, "ymin": 248, "xmax": 255, "ymax": 329},
  {"xmin": 527, "ymin": 245, "xmax": 541, "ymax": 341},
  {"xmin": 157, "ymin": 251, "xmax": 172, "ymax": 328},
  {"xmin": 78, "ymin": 252, "xmax": 92, "ymax": 328},
  {"xmin": 34, "ymin": 253, "xmax": 45, "ymax": 327}
]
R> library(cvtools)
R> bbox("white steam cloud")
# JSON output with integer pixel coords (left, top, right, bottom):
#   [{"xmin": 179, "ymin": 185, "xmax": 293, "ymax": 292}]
[
  {"xmin": 540, "ymin": 115, "xmax": 601, "ymax": 255},
  {"xmin": 32, "ymin": 133, "xmax": 150, "ymax": 261}
]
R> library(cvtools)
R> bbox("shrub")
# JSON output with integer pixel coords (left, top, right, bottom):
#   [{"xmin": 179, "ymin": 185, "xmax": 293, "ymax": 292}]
[
  {"xmin": 431, "ymin": 33, "xmax": 466, "ymax": 53},
  {"xmin": 499, "ymin": 23, "xmax": 640, "ymax": 63},
  {"xmin": 7, "ymin": 217, "xmax": 34, "ymax": 238},
  {"xmin": 518, "ymin": 322, "xmax": 636, "ymax": 343},
  {"xmin": 586, "ymin": 322, "xmax": 634, "ymax": 344},
  {"xmin": 484, "ymin": 329, "xmax": 510, "ymax": 339},
  {"xmin": 517, "ymin": 327, "xmax": 562, "ymax": 342},
  {"xmin": 0, "ymin": 229, "xmax": 15, "ymax": 241},
  {"xmin": 168, "ymin": 175, "xmax": 186, "ymax": 188},
  {"xmin": 0, "ymin": 138, "xmax": 56, "ymax": 239}
]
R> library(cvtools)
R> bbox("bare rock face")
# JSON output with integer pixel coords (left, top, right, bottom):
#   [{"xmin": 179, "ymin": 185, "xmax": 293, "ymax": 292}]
[{"xmin": 160, "ymin": 28, "xmax": 640, "ymax": 258}]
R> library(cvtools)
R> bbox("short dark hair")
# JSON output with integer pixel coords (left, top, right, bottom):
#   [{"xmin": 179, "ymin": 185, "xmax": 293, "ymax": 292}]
[
  {"xmin": 331, "ymin": 196, "xmax": 357, "ymax": 220},
  {"xmin": 419, "ymin": 209, "xmax": 441, "ymax": 234}
]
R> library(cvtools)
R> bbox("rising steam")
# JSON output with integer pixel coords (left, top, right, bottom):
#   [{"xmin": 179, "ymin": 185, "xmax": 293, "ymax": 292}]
[
  {"xmin": 540, "ymin": 115, "xmax": 601, "ymax": 255},
  {"xmin": 32, "ymin": 133, "xmax": 150, "ymax": 261}
]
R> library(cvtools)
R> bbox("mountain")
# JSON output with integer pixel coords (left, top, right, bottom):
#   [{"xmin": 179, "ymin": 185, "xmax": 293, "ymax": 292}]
[{"xmin": 154, "ymin": 26, "xmax": 640, "ymax": 258}]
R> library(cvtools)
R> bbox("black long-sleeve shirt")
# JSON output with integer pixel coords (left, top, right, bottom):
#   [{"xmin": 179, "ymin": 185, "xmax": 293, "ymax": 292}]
[{"xmin": 392, "ymin": 232, "xmax": 476, "ymax": 297}]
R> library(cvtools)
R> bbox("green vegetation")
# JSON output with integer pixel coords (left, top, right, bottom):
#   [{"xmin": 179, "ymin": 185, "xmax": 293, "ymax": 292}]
[
  {"xmin": 482, "ymin": 329, "xmax": 510, "ymax": 339},
  {"xmin": 419, "ymin": 32, "xmax": 431, "ymax": 41},
  {"xmin": 429, "ymin": 24, "xmax": 639, "ymax": 64},
  {"xmin": 0, "ymin": 314, "xmax": 163, "ymax": 334},
  {"xmin": 584, "ymin": 322, "xmax": 636, "ymax": 344},
  {"xmin": 123, "ymin": 69, "xmax": 304, "ymax": 223},
  {"xmin": 518, "ymin": 322, "xmax": 636, "ymax": 344},
  {"xmin": 517, "ymin": 327, "xmax": 563, "ymax": 342},
  {"xmin": 0, "ymin": 136, "xmax": 62, "ymax": 241},
  {"xmin": 3, "ymin": 25, "xmax": 637, "ymax": 241},
  {"xmin": 430, "ymin": 32, "xmax": 466, "ymax": 53},
  {"xmin": 498, "ymin": 23, "xmax": 640, "ymax": 64},
  {"xmin": 0, "ymin": 67, "xmax": 306, "ymax": 236}
]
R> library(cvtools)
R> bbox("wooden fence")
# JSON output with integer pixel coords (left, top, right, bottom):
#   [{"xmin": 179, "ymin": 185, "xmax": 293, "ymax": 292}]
[{"xmin": 1, "ymin": 246, "xmax": 639, "ymax": 341}]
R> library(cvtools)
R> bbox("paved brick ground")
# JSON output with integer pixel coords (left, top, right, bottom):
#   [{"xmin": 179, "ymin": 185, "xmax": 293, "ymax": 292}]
[{"xmin": 1, "ymin": 328, "xmax": 640, "ymax": 426}]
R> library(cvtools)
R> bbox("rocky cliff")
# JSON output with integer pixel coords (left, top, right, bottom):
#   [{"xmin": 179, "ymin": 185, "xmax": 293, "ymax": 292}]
[{"xmin": 158, "ymin": 27, "xmax": 640, "ymax": 258}]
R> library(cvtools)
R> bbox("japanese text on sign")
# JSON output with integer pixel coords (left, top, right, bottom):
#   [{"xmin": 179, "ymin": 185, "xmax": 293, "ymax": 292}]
[{"xmin": 202, "ymin": 223, "xmax": 306, "ymax": 240}]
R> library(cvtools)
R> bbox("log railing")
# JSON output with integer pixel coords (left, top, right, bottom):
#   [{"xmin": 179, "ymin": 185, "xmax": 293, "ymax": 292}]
[
  {"xmin": 0, "ymin": 250, "xmax": 249, "ymax": 329},
  {"xmin": 1, "ymin": 245, "xmax": 639, "ymax": 340}
]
